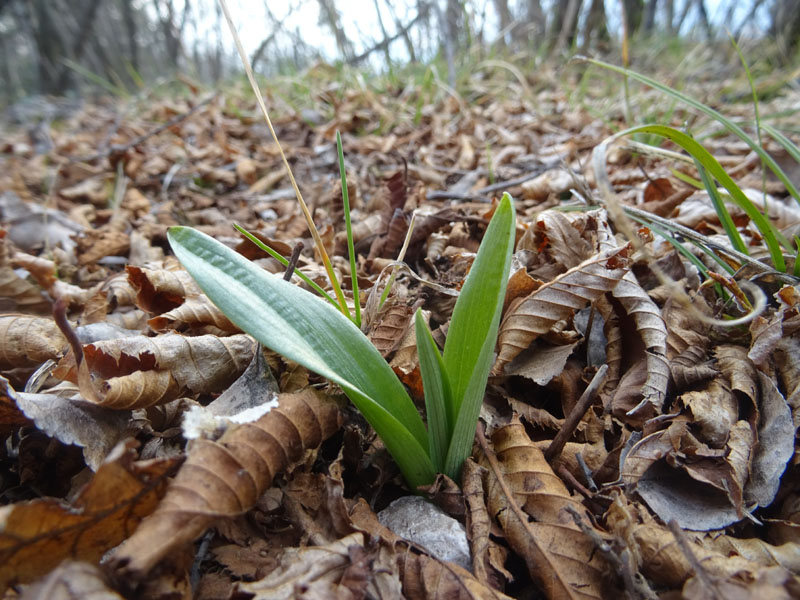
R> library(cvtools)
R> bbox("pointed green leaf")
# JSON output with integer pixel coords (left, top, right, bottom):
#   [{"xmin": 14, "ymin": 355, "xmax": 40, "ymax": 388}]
[
  {"xmin": 442, "ymin": 193, "xmax": 516, "ymax": 479},
  {"xmin": 414, "ymin": 308, "xmax": 451, "ymax": 471},
  {"xmin": 168, "ymin": 226, "xmax": 434, "ymax": 488}
]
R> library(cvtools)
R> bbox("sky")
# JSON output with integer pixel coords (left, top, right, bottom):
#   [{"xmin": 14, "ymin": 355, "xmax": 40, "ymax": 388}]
[{"xmin": 190, "ymin": 0, "xmax": 773, "ymax": 69}]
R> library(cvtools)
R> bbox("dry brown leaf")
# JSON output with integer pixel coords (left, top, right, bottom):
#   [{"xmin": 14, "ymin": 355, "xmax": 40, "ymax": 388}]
[
  {"xmin": 481, "ymin": 418, "xmax": 611, "ymax": 599},
  {"xmin": 126, "ymin": 265, "xmax": 202, "ymax": 315},
  {"xmin": 9, "ymin": 383, "xmax": 129, "ymax": 469},
  {"xmin": 670, "ymin": 345, "xmax": 718, "ymax": 390},
  {"xmin": 75, "ymin": 229, "xmax": 130, "ymax": 266},
  {"xmin": 0, "ymin": 314, "xmax": 67, "ymax": 369},
  {"xmin": 55, "ymin": 333, "xmax": 255, "ymax": 409},
  {"xmin": 111, "ymin": 389, "xmax": 343, "ymax": 576},
  {"xmin": 19, "ymin": 560, "xmax": 124, "ymax": 600},
  {"xmin": 367, "ymin": 303, "xmax": 413, "ymax": 358},
  {"xmin": 746, "ymin": 371, "xmax": 794, "ymax": 508},
  {"xmin": 517, "ymin": 209, "xmax": 595, "ymax": 273},
  {"xmin": 0, "ymin": 230, "xmax": 51, "ymax": 314},
  {"xmin": 347, "ymin": 497, "xmax": 514, "ymax": 600},
  {"xmin": 12, "ymin": 251, "xmax": 94, "ymax": 307},
  {"xmin": 604, "ymin": 495, "xmax": 766, "ymax": 588},
  {"xmin": 238, "ymin": 532, "xmax": 403, "ymax": 600},
  {"xmin": 622, "ymin": 418, "xmax": 749, "ymax": 530},
  {"xmin": 608, "ymin": 272, "xmax": 669, "ymax": 414},
  {"xmin": 697, "ymin": 534, "xmax": 800, "ymax": 575},
  {"xmin": 495, "ymin": 244, "xmax": 632, "ymax": 371},
  {"xmin": 774, "ymin": 337, "xmax": 800, "ymax": 430},
  {"xmin": 147, "ymin": 293, "xmax": 238, "ymax": 333},
  {"xmin": 0, "ymin": 439, "xmax": 179, "ymax": 592}
]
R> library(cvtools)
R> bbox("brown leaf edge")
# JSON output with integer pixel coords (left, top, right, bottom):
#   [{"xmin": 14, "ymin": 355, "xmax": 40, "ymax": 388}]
[{"xmin": 110, "ymin": 389, "xmax": 343, "ymax": 577}]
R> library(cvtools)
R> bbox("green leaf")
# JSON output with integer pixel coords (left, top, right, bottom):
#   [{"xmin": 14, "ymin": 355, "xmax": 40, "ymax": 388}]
[
  {"xmin": 414, "ymin": 309, "xmax": 451, "ymax": 471},
  {"xmin": 441, "ymin": 193, "xmax": 516, "ymax": 479},
  {"xmin": 168, "ymin": 226, "xmax": 435, "ymax": 489},
  {"xmin": 580, "ymin": 57, "xmax": 800, "ymax": 205},
  {"xmin": 619, "ymin": 125, "xmax": 786, "ymax": 272}
]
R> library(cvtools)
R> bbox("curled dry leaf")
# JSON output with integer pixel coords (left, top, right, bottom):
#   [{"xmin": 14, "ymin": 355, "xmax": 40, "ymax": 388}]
[
  {"xmin": 111, "ymin": 389, "xmax": 343, "ymax": 576},
  {"xmin": 480, "ymin": 418, "xmax": 611, "ymax": 599},
  {"xmin": 19, "ymin": 560, "xmax": 124, "ymax": 600},
  {"xmin": 147, "ymin": 293, "xmax": 238, "ymax": 333},
  {"xmin": 607, "ymin": 272, "xmax": 669, "ymax": 415},
  {"xmin": 0, "ymin": 439, "xmax": 179, "ymax": 592},
  {"xmin": 126, "ymin": 265, "xmax": 202, "ymax": 315},
  {"xmin": 0, "ymin": 230, "xmax": 51, "ymax": 314},
  {"xmin": 0, "ymin": 314, "xmax": 67, "ymax": 369},
  {"xmin": 367, "ymin": 303, "xmax": 413, "ymax": 358},
  {"xmin": 495, "ymin": 244, "xmax": 632, "ymax": 372},
  {"xmin": 55, "ymin": 333, "xmax": 255, "ymax": 409},
  {"xmin": 239, "ymin": 532, "xmax": 403, "ymax": 600},
  {"xmin": 604, "ymin": 495, "xmax": 776, "ymax": 589}
]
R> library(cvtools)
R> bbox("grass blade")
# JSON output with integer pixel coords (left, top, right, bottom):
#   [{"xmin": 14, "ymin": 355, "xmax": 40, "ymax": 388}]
[
  {"xmin": 579, "ymin": 57, "xmax": 800, "ymax": 205},
  {"xmin": 233, "ymin": 224, "xmax": 338, "ymax": 307},
  {"xmin": 694, "ymin": 158, "xmax": 748, "ymax": 256},
  {"xmin": 336, "ymin": 130, "xmax": 360, "ymax": 327},
  {"xmin": 619, "ymin": 124, "xmax": 786, "ymax": 272},
  {"xmin": 442, "ymin": 193, "xmax": 516, "ymax": 479},
  {"xmin": 168, "ymin": 226, "xmax": 435, "ymax": 488}
]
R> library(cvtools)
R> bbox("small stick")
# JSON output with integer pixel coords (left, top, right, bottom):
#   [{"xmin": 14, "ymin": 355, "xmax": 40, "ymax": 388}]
[
  {"xmin": 667, "ymin": 520, "xmax": 723, "ymax": 600},
  {"xmin": 545, "ymin": 364, "xmax": 608, "ymax": 463},
  {"xmin": 283, "ymin": 242, "xmax": 304, "ymax": 282},
  {"xmin": 565, "ymin": 505, "xmax": 658, "ymax": 600},
  {"xmin": 72, "ymin": 94, "xmax": 216, "ymax": 163}
]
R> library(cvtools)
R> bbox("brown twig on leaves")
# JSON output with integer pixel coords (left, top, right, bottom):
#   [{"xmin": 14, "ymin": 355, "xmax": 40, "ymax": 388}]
[
  {"xmin": 544, "ymin": 364, "xmax": 608, "ymax": 463},
  {"xmin": 71, "ymin": 94, "xmax": 217, "ymax": 163},
  {"xmin": 564, "ymin": 505, "xmax": 659, "ymax": 600}
]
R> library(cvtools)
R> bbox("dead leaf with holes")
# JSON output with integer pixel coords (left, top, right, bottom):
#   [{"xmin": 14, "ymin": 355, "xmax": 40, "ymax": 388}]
[
  {"xmin": 53, "ymin": 333, "xmax": 255, "ymax": 408},
  {"xmin": 0, "ymin": 439, "xmax": 179, "ymax": 592}
]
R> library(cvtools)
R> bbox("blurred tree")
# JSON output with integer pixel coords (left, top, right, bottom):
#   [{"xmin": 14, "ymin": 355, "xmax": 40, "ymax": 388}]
[{"xmin": 771, "ymin": 0, "xmax": 800, "ymax": 59}]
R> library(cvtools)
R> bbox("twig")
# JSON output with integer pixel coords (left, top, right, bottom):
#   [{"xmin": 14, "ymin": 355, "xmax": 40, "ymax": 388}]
[
  {"xmin": 283, "ymin": 242, "xmax": 304, "ymax": 282},
  {"xmin": 71, "ymin": 94, "xmax": 217, "ymax": 163},
  {"xmin": 667, "ymin": 519, "xmax": 723, "ymax": 600},
  {"xmin": 565, "ymin": 505, "xmax": 659, "ymax": 600},
  {"xmin": 426, "ymin": 163, "xmax": 556, "ymax": 202},
  {"xmin": 544, "ymin": 364, "xmax": 607, "ymax": 463}
]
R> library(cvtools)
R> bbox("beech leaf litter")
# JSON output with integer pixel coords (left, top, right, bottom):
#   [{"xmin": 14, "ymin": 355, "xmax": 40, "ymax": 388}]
[{"xmin": 1, "ymin": 71, "xmax": 799, "ymax": 599}]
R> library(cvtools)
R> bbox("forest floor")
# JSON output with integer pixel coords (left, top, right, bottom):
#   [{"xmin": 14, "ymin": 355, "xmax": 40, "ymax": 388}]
[{"xmin": 1, "ymin": 54, "xmax": 800, "ymax": 599}]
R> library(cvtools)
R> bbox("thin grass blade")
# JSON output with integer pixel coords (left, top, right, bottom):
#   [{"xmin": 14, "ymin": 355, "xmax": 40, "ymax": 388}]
[
  {"xmin": 621, "ymin": 124, "xmax": 786, "ymax": 272},
  {"xmin": 233, "ymin": 224, "xmax": 338, "ymax": 307},
  {"xmin": 579, "ymin": 57, "xmax": 800, "ymax": 204},
  {"xmin": 336, "ymin": 131, "xmax": 360, "ymax": 327},
  {"xmin": 695, "ymin": 158, "xmax": 748, "ymax": 255}
]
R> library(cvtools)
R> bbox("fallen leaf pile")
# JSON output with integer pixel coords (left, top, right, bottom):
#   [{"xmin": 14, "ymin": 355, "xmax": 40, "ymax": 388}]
[{"xmin": 1, "ymin": 68, "xmax": 799, "ymax": 599}]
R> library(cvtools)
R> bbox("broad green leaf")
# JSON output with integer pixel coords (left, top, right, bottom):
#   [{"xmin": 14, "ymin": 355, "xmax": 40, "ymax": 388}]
[
  {"xmin": 442, "ymin": 193, "xmax": 516, "ymax": 479},
  {"xmin": 168, "ymin": 226, "xmax": 435, "ymax": 488},
  {"xmin": 414, "ymin": 309, "xmax": 451, "ymax": 471}
]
